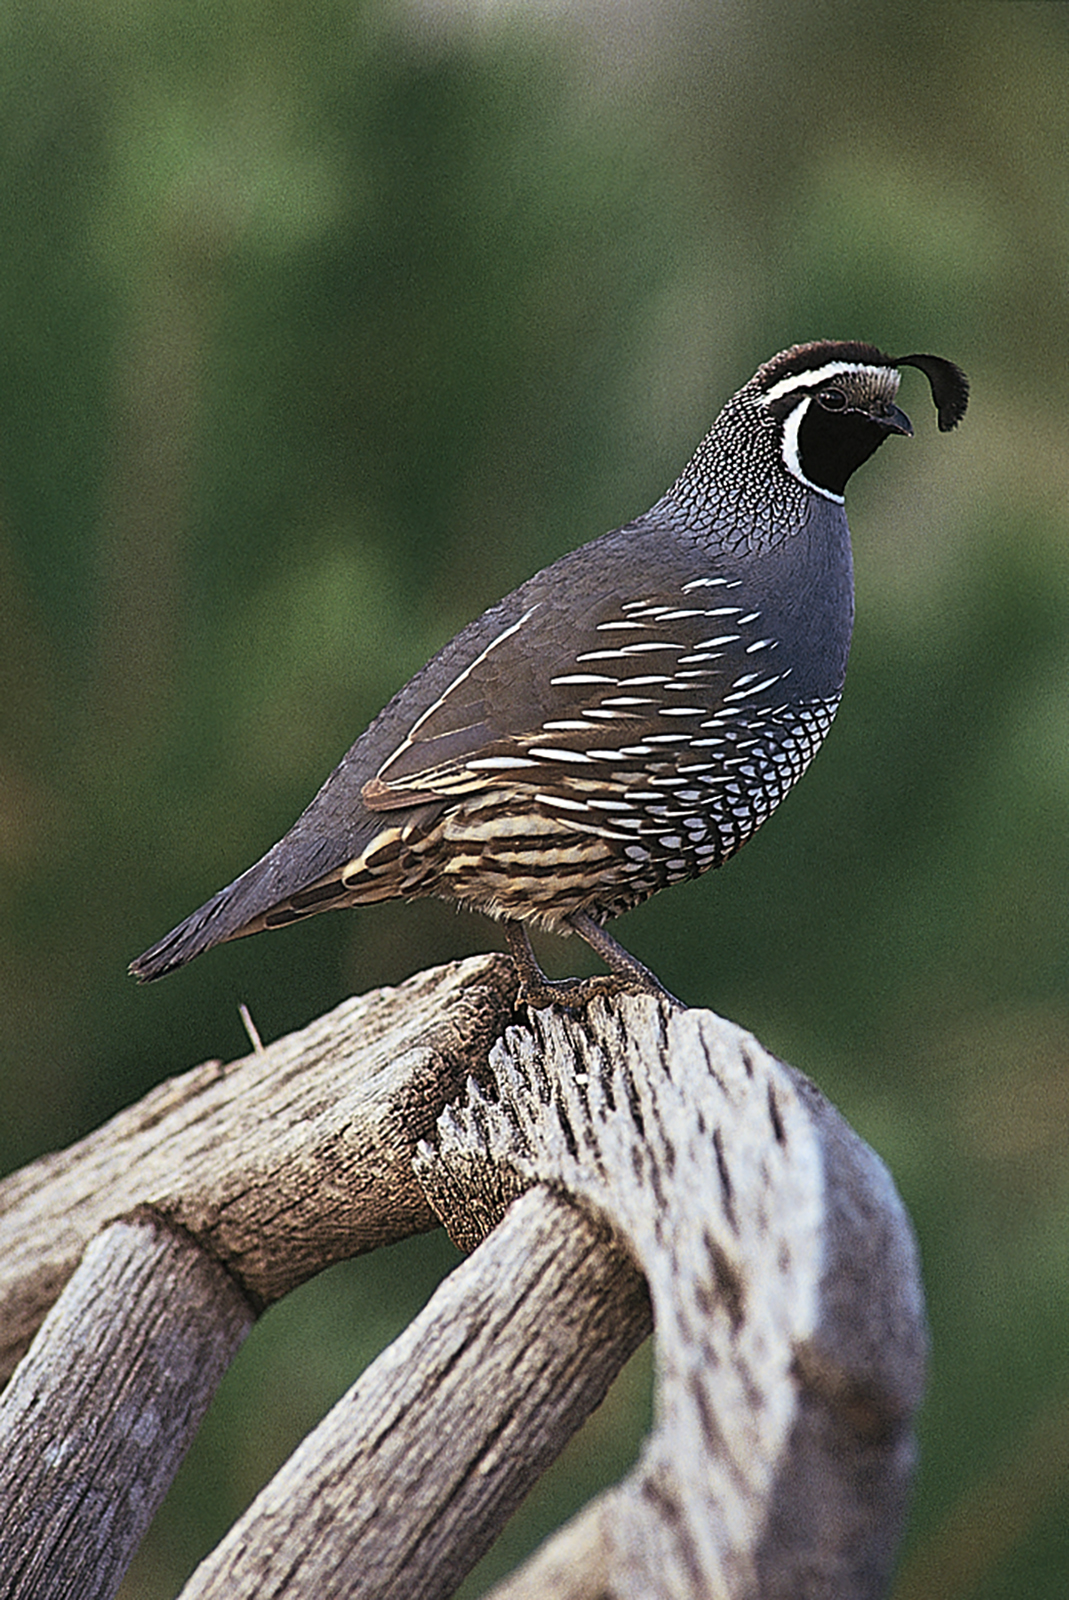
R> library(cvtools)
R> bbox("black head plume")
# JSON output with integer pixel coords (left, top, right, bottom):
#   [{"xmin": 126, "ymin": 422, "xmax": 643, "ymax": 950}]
[{"xmin": 893, "ymin": 353, "xmax": 969, "ymax": 432}]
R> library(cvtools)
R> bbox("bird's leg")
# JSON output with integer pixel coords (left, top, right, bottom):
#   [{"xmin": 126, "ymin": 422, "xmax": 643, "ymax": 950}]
[
  {"xmin": 504, "ymin": 922, "xmax": 596, "ymax": 1009},
  {"xmin": 567, "ymin": 911, "xmax": 681, "ymax": 1004},
  {"xmin": 504, "ymin": 917, "xmax": 680, "ymax": 1011}
]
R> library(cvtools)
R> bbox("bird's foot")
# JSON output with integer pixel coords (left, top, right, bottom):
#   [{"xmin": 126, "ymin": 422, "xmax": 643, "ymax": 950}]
[
  {"xmin": 511, "ymin": 970, "xmax": 641, "ymax": 1012},
  {"xmin": 504, "ymin": 918, "xmax": 682, "ymax": 1012}
]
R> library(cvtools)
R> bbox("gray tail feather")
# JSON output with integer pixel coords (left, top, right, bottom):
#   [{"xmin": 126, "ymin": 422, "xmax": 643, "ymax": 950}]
[
  {"xmin": 129, "ymin": 843, "xmax": 360, "ymax": 983},
  {"xmin": 129, "ymin": 904, "xmax": 241, "ymax": 981},
  {"xmin": 129, "ymin": 867, "xmax": 279, "ymax": 982},
  {"xmin": 129, "ymin": 781, "xmax": 427, "ymax": 981}
]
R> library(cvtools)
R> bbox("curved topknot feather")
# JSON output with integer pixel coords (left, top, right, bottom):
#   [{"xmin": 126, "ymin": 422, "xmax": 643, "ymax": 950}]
[{"xmin": 893, "ymin": 354, "xmax": 970, "ymax": 431}]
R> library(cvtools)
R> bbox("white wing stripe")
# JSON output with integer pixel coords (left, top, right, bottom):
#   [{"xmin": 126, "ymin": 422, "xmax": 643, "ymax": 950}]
[{"xmin": 376, "ymin": 604, "xmax": 542, "ymax": 781}]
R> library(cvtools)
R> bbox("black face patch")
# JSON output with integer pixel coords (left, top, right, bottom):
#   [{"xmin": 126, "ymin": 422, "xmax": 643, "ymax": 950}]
[{"xmin": 794, "ymin": 400, "xmax": 896, "ymax": 496}]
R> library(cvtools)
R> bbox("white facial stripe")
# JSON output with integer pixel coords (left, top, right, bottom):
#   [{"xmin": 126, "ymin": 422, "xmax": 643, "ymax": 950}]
[
  {"xmin": 761, "ymin": 360, "xmax": 896, "ymax": 404},
  {"xmin": 779, "ymin": 396, "xmax": 845, "ymax": 504}
]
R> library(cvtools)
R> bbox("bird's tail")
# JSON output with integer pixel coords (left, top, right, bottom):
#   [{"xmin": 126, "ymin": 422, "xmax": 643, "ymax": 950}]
[
  {"xmin": 129, "ymin": 876, "xmax": 263, "ymax": 981},
  {"xmin": 128, "ymin": 853, "xmax": 362, "ymax": 982},
  {"xmin": 128, "ymin": 800, "xmax": 440, "ymax": 981}
]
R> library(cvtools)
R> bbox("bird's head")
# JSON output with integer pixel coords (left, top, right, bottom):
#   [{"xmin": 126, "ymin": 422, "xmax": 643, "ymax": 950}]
[{"xmin": 752, "ymin": 340, "xmax": 969, "ymax": 502}]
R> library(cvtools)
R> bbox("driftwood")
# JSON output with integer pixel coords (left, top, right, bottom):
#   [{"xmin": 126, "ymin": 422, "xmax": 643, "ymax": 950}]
[{"xmin": 0, "ymin": 952, "xmax": 926, "ymax": 1599}]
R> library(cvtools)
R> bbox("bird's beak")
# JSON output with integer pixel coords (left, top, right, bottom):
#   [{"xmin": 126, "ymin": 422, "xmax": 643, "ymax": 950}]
[{"xmin": 880, "ymin": 404, "xmax": 913, "ymax": 437}]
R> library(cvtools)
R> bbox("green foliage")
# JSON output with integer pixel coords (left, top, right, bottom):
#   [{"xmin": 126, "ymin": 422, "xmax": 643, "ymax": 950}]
[{"xmin": 1, "ymin": 2, "xmax": 1067, "ymax": 1595}]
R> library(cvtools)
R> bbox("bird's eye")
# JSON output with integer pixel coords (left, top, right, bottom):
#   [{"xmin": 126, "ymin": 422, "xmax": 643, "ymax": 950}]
[{"xmin": 816, "ymin": 388, "xmax": 846, "ymax": 411}]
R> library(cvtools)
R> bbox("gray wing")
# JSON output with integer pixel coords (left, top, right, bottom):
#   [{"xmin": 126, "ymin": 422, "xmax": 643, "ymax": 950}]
[{"xmin": 358, "ymin": 542, "xmax": 782, "ymax": 810}]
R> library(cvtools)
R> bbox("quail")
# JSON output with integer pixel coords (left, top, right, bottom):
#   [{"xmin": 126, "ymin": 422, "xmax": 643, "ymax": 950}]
[{"xmin": 131, "ymin": 340, "xmax": 968, "ymax": 1006}]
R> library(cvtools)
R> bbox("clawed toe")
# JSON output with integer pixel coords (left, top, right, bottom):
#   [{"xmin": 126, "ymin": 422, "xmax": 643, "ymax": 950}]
[
  {"xmin": 504, "ymin": 918, "xmax": 681, "ymax": 1012},
  {"xmin": 515, "ymin": 971, "xmax": 628, "ymax": 1012}
]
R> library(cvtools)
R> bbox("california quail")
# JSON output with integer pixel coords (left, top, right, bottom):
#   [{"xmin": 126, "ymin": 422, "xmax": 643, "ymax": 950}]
[{"xmin": 131, "ymin": 340, "xmax": 968, "ymax": 1006}]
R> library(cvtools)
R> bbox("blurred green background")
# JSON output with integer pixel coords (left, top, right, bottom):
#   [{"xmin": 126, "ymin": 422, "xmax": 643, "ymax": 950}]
[{"xmin": 1, "ymin": 0, "xmax": 1067, "ymax": 1594}]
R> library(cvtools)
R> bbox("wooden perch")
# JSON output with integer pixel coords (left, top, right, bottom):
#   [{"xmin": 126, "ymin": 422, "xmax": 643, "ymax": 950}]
[
  {"xmin": 0, "ymin": 954, "xmax": 926, "ymax": 1600},
  {"xmin": 0, "ymin": 1211, "xmax": 254, "ymax": 1600},
  {"xmin": 438, "ymin": 1002, "xmax": 929, "ymax": 1600},
  {"xmin": 0, "ymin": 954, "xmax": 518, "ymax": 1386}
]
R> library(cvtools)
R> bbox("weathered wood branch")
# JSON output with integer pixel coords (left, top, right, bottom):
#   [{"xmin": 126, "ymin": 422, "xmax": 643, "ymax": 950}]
[
  {"xmin": 0, "ymin": 1210, "xmax": 254, "ymax": 1600},
  {"xmin": 179, "ymin": 1187, "xmax": 650, "ymax": 1599},
  {"xmin": 427, "ymin": 1001, "xmax": 929, "ymax": 1600},
  {"xmin": 0, "ymin": 954, "xmax": 518, "ymax": 1385},
  {"xmin": 0, "ymin": 955, "xmax": 926, "ymax": 1600}
]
